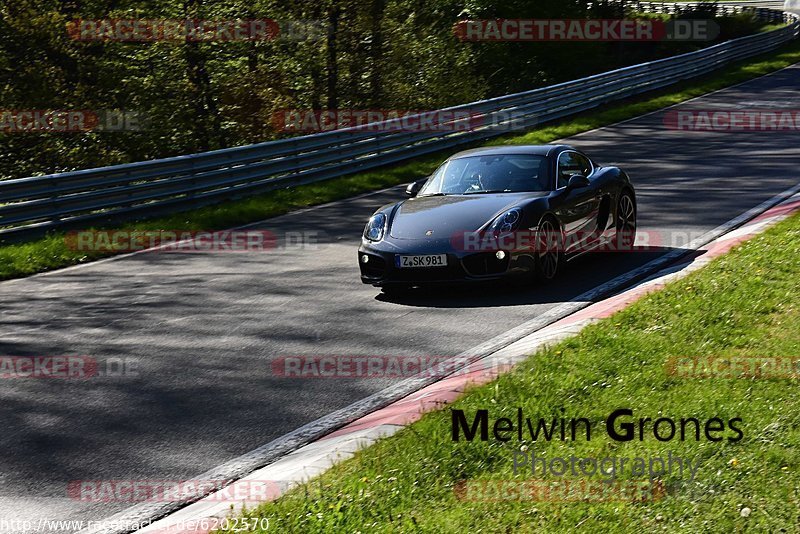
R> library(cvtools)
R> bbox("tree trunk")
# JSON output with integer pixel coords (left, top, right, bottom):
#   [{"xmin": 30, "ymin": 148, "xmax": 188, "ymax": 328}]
[
  {"xmin": 369, "ymin": 0, "xmax": 386, "ymax": 106},
  {"xmin": 325, "ymin": 4, "xmax": 339, "ymax": 109}
]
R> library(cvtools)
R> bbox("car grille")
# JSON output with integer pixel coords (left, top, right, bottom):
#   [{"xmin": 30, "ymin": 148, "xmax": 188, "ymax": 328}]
[
  {"xmin": 462, "ymin": 252, "xmax": 510, "ymax": 276},
  {"xmin": 390, "ymin": 261, "xmax": 466, "ymax": 282},
  {"xmin": 360, "ymin": 253, "xmax": 387, "ymax": 278}
]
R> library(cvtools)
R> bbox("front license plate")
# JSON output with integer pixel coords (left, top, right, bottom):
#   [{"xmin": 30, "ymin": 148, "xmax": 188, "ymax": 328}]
[{"xmin": 396, "ymin": 254, "xmax": 448, "ymax": 268}]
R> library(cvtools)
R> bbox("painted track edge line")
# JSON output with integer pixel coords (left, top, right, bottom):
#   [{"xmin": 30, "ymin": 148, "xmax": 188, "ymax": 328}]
[
  {"xmin": 140, "ymin": 193, "xmax": 800, "ymax": 534},
  {"xmin": 77, "ymin": 180, "xmax": 800, "ymax": 534}
]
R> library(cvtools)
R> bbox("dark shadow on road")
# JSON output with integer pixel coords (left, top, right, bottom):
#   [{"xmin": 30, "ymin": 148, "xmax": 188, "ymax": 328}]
[{"xmin": 373, "ymin": 246, "xmax": 684, "ymax": 307}]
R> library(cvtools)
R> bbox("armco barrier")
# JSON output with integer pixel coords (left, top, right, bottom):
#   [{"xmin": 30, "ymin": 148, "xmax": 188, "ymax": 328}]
[{"xmin": 0, "ymin": 2, "xmax": 797, "ymax": 243}]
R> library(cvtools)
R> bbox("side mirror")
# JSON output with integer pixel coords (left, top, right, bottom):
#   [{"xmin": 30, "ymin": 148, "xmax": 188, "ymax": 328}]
[
  {"xmin": 405, "ymin": 178, "xmax": 428, "ymax": 197},
  {"xmin": 566, "ymin": 174, "xmax": 590, "ymax": 190}
]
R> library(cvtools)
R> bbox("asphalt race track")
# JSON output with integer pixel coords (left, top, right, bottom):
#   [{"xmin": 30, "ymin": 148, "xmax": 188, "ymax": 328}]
[{"xmin": 2, "ymin": 64, "xmax": 800, "ymax": 530}]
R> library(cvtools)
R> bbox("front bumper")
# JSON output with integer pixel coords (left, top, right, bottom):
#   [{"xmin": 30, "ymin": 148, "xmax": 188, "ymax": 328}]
[{"xmin": 358, "ymin": 238, "xmax": 535, "ymax": 286}]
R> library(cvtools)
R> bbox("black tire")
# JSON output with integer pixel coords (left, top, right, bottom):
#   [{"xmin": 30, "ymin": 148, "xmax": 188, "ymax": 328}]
[
  {"xmin": 615, "ymin": 191, "xmax": 637, "ymax": 251},
  {"xmin": 534, "ymin": 217, "xmax": 563, "ymax": 282}
]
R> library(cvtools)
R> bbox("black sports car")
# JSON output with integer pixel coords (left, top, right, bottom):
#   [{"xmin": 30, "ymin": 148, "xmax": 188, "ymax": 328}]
[{"xmin": 358, "ymin": 145, "xmax": 636, "ymax": 292}]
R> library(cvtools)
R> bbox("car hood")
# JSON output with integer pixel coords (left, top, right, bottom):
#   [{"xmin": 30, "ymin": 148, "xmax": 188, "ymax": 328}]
[{"xmin": 388, "ymin": 192, "xmax": 546, "ymax": 240}]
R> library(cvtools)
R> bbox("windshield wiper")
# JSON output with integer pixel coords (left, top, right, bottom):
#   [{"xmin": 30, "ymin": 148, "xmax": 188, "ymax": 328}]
[
  {"xmin": 417, "ymin": 192, "xmax": 448, "ymax": 197},
  {"xmin": 463, "ymin": 189, "xmax": 511, "ymax": 194}
]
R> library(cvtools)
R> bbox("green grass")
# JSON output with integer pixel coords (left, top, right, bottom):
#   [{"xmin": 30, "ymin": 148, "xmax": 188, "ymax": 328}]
[
  {"xmin": 3, "ymin": 39, "xmax": 800, "ymax": 281},
  {"xmin": 220, "ymin": 211, "xmax": 800, "ymax": 533}
]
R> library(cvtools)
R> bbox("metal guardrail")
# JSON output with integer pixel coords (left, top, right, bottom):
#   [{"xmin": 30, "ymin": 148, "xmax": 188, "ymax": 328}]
[
  {"xmin": 0, "ymin": 2, "xmax": 797, "ymax": 242},
  {"xmin": 629, "ymin": 0, "xmax": 788, "ymax": 22}
]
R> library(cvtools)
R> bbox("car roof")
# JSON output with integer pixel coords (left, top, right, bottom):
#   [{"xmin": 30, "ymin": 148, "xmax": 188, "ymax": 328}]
[{"xmin": 449, "ymin": 144, "xmax": 574, "ymax": 159}]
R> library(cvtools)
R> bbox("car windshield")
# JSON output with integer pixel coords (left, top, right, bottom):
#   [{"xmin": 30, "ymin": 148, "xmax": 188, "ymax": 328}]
[{"xmin": 418, "ymin": 154, "xmax": 550, "ymax": 196}]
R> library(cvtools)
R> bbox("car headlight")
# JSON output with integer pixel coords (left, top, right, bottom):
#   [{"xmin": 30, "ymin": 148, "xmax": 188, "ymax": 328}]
[
  {"xmin": 490, "ymin": 208, "xmax": 522, "ymax": 235},
  {"xmin": 364, "ymin": 213, "xmax": 386, "ymax": 242}
]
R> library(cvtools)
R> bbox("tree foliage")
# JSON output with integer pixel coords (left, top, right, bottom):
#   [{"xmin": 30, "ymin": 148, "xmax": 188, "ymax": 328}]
[{"xmin": 0, "ymin": 0, "xmax": 764, "ymax": 179}]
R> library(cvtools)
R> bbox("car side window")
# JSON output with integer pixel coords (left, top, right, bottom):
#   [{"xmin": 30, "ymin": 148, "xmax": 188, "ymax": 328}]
[
  {"xmin": 557, "ymin": 152, "xmax": 578, "ymax": 188},
  {"xmin": 557, "ymin": 151, "xmax": 592, "ymax": 188},
  {"xmin": 573, "ymin": 153, "xmax": 592, "ymax": 177}
]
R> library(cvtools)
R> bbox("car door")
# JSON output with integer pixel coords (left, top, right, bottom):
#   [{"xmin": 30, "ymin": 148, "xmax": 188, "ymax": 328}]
[{"xmin": 552, "ymin": 150, "xmax": 601, "ymax": 254}]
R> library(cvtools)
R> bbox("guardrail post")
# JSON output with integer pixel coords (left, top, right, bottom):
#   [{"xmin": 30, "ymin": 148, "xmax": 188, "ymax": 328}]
[
  {"xmin": 50, "ymin": 179, "xmax": 61, "ymax": 226},
  {"xmin": 188, "ymin": 157, "xmax": 198, "ymax": 205},
  {"xmin": 125, "ymin": 170, "xmax": 134, "ymax": 212}
]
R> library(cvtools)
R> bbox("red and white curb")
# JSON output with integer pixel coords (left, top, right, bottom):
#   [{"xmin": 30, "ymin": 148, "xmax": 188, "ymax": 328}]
[{"xmin": 131, "ymin": 189, "xmax": 800, "ymax": 534}]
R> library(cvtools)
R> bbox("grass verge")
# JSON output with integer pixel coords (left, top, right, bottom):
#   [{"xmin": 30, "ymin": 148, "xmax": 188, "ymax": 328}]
[
  {"xmin": 2, "ymin": 40, "xmax": 800, "ymax": 281},
  {"xmin": 220, "ymin": 211, "xmax": 800, "ymax": 532}
]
